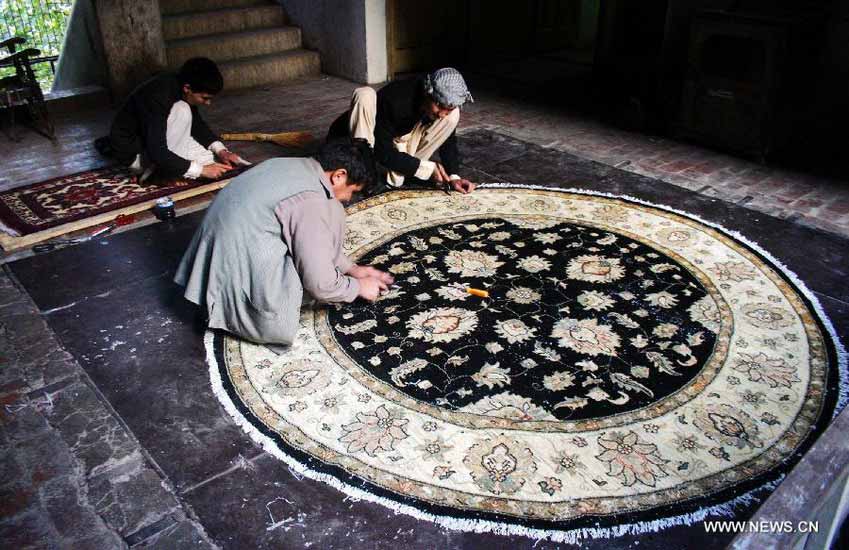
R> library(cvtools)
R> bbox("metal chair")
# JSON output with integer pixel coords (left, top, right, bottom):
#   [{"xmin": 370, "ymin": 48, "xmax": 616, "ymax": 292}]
[{"xmin": 0, "ymin": 36, "xmax": 55, "ymax": 141}]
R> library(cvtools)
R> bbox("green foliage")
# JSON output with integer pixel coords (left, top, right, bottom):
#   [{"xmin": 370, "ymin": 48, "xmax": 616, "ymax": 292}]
[{"xmin": 1, "ymin": 0, "xmax": 75, "ymax": 89}]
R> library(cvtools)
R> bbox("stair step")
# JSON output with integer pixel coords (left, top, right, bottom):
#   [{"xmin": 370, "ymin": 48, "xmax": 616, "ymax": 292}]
[
  {"xmin": 162, "ymin": 5, "xmax": 286, "ymax": 41},
  {"xmin": 219, "ymin": 50, "xmax": 320, "ymax": 90},
  {"xmin": 167, "ymin": 27, "xmax": 301, "ymax": 68},
  {"xmin": 161, "ymin": 0, "xmax": 270, "ymax": 16}
]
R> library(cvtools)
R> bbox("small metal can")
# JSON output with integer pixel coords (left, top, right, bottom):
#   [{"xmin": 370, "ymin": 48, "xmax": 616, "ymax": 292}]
[{"xmin": 153, "ymin": 196, "xmax": 176, "ymax": 220}]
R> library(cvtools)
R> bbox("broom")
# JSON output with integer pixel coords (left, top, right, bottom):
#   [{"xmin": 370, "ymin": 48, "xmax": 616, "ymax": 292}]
[{"xmin": 220, "ymin": 131, "xmax": 314, "ymax": 148}]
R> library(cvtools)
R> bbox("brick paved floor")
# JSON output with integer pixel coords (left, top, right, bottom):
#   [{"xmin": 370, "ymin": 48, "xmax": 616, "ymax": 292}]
[
  {"xmin": 3, "ymin": 73, "xmax": 847, "ymax": 239},
  {"xmin": 456, "ymin": 81, "xmax": 849, "ymax": 238}
]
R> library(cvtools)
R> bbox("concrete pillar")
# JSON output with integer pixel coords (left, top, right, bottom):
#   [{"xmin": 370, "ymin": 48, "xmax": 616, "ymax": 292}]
[
  {"xmin": 364, "ymin": 0, "xmax": 388, "ymax": 84},
  {"xmin": 94, "ymin": 0, "xmax": 167, "ymax": 97},
  {"xmin": 278, "ymin": 0, "xmax": 388, "ymax": 84}
]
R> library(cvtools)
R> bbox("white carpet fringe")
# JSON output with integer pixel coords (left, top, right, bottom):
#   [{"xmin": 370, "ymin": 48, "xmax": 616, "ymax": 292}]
[
  {"xmin": 204, "ymin": 185, "xmax": 847, "ymax": 542},
  {"xmin": 205, "ymin": 330, "xmax": 784, "ymax": 543}
]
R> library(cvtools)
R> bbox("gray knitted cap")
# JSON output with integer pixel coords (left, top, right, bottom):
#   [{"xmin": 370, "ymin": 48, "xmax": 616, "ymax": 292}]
[{"xmin": 424, "ymin": 67, "xmax": 473, "ymax": 108}]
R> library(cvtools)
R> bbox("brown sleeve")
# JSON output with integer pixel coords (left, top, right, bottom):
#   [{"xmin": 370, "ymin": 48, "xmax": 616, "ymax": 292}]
[{"xmin": 276, "ymin": 193, "xmax": 360, "ymax": 303}]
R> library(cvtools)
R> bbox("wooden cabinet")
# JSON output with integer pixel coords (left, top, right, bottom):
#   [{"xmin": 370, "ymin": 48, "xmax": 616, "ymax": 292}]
[
  {"xmin": 675, "ymin": 9, "xmax": 826, "ymax": 160},
  {"xmin": 676, "ymin": 12, "xmax": 788, "ymax": 159}
]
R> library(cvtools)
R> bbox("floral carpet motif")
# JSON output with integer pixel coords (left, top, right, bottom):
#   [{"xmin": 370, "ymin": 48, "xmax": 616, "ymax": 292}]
[{"xmin": 210, "ymin": 188, "xmax": 845, "ymax": 540}]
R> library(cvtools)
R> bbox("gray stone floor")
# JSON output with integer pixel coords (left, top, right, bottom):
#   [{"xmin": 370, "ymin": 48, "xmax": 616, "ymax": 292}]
[
  {"xmin": 0, "ymin": 268, "xmax": 215, "ymax": 549},
  {"xmin": 2, "ymin": 73, "xmax": 848, "ymax": 549}
]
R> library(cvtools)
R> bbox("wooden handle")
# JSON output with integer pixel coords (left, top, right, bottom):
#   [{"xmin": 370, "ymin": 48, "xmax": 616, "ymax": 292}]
[
  {"xmin": 220, "ymin": 133, "xmax": 270, "ymax": 142},
  {"xmin": 220, "ymin": 131, "xmax": 314, "ymax": 148}
]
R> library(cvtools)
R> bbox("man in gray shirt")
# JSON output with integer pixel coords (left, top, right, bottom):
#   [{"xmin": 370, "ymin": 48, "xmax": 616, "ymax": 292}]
[{"xmin": 175, "ymin": 139, "xmax": 392, "ymax": 346}]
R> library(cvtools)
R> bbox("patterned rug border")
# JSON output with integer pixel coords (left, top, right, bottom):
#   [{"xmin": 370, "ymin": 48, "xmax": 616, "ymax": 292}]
[
  {"xmin": 0, "ymin": 165, "xmax": 149, "ymax": 235},
  {"xmin": 205, "ymin": 185, "xmax": 848, "ymax": 543},
  {"xmin": 0, "ymin": 164, "xmax": 249, "ymax": 236}
]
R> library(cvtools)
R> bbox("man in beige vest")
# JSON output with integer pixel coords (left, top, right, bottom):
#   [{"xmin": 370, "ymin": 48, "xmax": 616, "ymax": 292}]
[
  {"xmin": 175, "ymin": 139, "xmax": 393, "ymax": 346},
  {"xmin": 327, "ymin": 68, "xmax": 476, "ymax": 193}
]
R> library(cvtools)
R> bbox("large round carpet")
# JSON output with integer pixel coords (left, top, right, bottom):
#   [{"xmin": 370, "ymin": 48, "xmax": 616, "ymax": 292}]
[{"xmin": 208, "ymin": 187, "xmax": 846, "ymax": 541}]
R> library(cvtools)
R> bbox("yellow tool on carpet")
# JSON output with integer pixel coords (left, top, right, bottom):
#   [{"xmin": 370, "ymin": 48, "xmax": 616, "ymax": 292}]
[
  {"xmin": 466, "ymin": 287, "xmax": 489, "ymax": 298},
  {"xmin": 220, "ymin": 131, "xmax": 314, "ymax": 148}
]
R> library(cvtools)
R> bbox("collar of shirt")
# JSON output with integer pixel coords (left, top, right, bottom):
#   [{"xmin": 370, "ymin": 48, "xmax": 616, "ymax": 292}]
[{"xmin": 313, "ymin": 159, "xmax": 336, "ymax": 200}]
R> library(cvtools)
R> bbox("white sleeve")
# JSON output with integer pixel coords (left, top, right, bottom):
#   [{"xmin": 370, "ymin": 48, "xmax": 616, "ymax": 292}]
[
  {"xmin": 208, "ymin": 141, "xmax": 227, "ymax": 154},
  {"xmin": 414, "ymin": 160, "xmax": 436, "ymax": 180},
  {"xmin": 184, "ymin": 161, "xmax": 203, "ymax": 179}
]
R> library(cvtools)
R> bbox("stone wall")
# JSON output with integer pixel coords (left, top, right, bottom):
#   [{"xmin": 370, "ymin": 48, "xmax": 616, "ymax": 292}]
[{"xmin": 94, "ymin": 0, "xmax": 167, "ymax": 97}]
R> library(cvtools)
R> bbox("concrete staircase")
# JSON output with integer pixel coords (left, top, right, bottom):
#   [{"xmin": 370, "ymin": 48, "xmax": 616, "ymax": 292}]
[{"xmin": 160, "ymin": 0, "xmax": 320, "ymax": 90}]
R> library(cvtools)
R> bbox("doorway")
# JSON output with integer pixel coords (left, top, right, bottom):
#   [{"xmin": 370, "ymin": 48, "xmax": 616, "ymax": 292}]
[{"xmin": 386, "ymin": 0, "xmax": 601, "ymax": 96}]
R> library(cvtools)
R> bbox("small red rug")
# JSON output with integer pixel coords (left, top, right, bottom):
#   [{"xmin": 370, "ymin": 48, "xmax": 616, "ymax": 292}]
[{"xmin": 0, "ymin": 165, "xmax": 247, "ymax": 235}]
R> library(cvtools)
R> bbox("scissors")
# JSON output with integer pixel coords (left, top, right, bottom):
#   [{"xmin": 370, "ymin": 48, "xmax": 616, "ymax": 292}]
[{"xmin": 32, "ymin": 214, "xmax": 134, "ymax": 253}]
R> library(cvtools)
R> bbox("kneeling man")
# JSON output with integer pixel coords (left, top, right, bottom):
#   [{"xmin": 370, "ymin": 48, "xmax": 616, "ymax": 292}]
[
  {"xmin": 174, "ymin": 139, "xmax": 393, "ymax": 346},
  {"xmin": 328, "ymin": 67, "xmax": 476, "ymax": 193},
  {"xmin": 99, "ymin": 57, "xmax": 239, "ymax": 181}
]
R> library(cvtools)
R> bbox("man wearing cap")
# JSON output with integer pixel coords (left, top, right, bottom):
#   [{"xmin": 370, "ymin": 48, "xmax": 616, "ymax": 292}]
[{"xmin": 327, "ymin": 67, "xmax": 476, "ymax": 194}]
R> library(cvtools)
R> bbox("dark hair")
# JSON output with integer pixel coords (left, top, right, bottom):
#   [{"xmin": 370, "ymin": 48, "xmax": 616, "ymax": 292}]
[
  {"xmin": 317, "ymin": 138, "xmax": 377, "ymax": 191},
  {"xmin": 178, "ymin": 57, "xmax": 223, "ymax": 94}
]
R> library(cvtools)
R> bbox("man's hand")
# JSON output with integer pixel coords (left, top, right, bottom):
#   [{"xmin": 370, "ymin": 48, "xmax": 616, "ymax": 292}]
[
  {"xmin": 217, "ymin": 150, "xmax": 240, "ymax": 167},
  {"xmin": 357, "ymin": 276, "xmax": 388, "ymax": 302},
  {"xmin": 430, "ymin": 162, "xmax": 451, "ymax": 184},
  {"xmin": 450, "ymin": 179, "xmax": 476, "ymax": 194},
  {"xmin": 200, "ymin": 162, "xmax": 232, "ymax": 179},
  {"xmin": 349, "ymin": 265, "xmax": 394, "ymax": 285}
]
